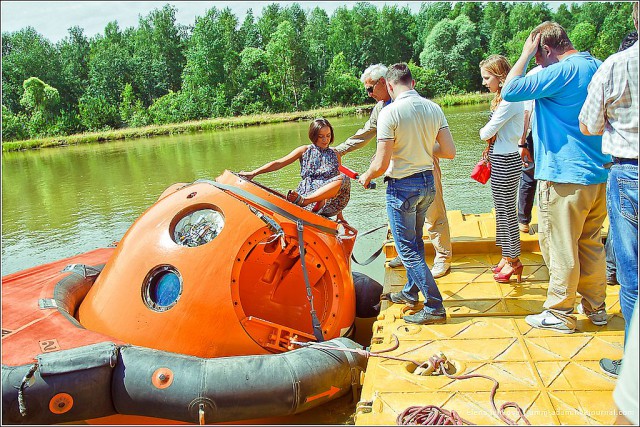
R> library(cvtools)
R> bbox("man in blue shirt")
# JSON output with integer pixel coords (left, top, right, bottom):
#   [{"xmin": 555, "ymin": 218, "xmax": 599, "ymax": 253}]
[{"xmin": 502, "ymin": 22, "xmax": 610, "ymax": 334}]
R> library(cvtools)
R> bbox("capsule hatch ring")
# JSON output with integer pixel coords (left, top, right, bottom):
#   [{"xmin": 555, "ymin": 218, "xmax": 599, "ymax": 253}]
[{"xmin": 142, "ymin": 265, "xmax": 183, "ymax": 312}]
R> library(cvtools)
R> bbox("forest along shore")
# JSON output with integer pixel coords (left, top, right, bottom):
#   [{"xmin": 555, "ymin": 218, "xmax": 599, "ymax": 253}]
[{"xmin": 2, "ymin": 93, "xmax": 491, "ymax": 152}]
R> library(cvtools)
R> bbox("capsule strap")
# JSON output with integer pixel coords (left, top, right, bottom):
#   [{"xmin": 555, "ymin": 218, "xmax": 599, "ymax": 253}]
[
  {"xmin": 195, "ymin": 179, "xmax": 337, "ymax": 236},
  {"xmin": 297, "ymin": 220, "xmax": 325, "ymax": 342}
]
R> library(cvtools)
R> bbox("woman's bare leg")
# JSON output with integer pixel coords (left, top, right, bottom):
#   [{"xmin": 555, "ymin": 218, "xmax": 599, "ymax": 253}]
[{"xmin": 299, "ymin": 179, "xmax": 342, "ymax": 206}]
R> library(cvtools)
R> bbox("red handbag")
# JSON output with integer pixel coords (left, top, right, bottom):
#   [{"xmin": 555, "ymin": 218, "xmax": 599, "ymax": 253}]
[{"xmin": 471, "ymin": 158, "xmax": 491, "ymax": 184}]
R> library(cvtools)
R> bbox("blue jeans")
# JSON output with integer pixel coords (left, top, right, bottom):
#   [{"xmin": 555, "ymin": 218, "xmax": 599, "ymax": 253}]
[
  {"xmin": 518, "ymin": 132, "xmax": 537, "ymax": 225},
  {"xmin": 607, "ymin": 162, "xmax": 638, "ymax": 343},
  {"xmin": 386, "ymin": 171, "xmax": 444, "ymax": 314},
  {"xmin": 605, "ymin": 227, "xmax": 617, "ymax": 282}
]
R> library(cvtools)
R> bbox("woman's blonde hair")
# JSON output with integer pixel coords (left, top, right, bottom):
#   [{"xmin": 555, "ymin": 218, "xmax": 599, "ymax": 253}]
[{"xmin": 479, "ymin": 54, "xmax": 512, "ymax": 111}]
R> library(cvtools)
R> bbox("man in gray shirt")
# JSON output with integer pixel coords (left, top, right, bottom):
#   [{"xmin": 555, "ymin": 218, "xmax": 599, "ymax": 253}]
[{"xmin": 336, "ymin": 64, "xmax": 453, "ymax": 278}]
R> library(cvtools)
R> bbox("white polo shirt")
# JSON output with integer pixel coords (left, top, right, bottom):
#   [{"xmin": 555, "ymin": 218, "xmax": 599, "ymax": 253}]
[{"xmin": 377, "ymin": 89, "xmax": 449, "ymax": 179}]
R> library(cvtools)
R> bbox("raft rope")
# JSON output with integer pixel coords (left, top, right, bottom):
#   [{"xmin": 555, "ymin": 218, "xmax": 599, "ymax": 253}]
[
  {"xmin": 398, "ymin": 405, "xmax": 472, "ymax": 425},
  {"xmin": 17, "ymin": 363, "xmax": 38, "ymax": 417},
  {"xmin": 291, "ymin": 336, "xmax": 531, "ymax": 426}
]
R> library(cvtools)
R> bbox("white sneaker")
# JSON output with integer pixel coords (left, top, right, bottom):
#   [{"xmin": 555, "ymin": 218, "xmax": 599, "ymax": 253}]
[
  {"xmin": 525, "ymin": 310, "xmax": 575, "ymax": 334},
  {"xmin": 577, "ymin": 303, "xmax": 608, "ymax": 326},
  {"xmin": 431, "ymin": 262, "xmax": 451, "ymax": 279}
]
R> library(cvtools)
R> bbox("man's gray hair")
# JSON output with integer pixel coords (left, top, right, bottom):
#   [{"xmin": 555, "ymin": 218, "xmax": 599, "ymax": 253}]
[{"xmin": 361, "ymin": 64, "xmax": 388, "ymax": 83}]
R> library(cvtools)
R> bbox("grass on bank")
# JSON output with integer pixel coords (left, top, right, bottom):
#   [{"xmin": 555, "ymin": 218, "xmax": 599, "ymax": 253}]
[{"xmin": 2, "ymin": 93, "xmax": 492, "ymax": 152}]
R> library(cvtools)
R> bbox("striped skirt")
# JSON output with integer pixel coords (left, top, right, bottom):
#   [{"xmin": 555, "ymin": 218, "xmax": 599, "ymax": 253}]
[{"xmin": 489, "ymin": 146, "xmax": 522, "ymax": 258}]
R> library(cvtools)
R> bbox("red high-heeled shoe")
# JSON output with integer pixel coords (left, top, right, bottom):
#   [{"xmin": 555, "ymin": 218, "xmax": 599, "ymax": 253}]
[
  {"xmin": 492, "ymin": 257, "xmax": 507, "ymax": 274},
  {"xmin": 494, "ymin": 260, "xmax": 523, "ymax": 283}
]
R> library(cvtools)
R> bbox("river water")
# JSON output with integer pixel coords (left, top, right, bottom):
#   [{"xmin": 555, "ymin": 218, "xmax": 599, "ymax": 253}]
[
  {"xmin": 1, "ymin": 103, "xmax": 493, "ymax": 424},
  {"xmin": 2, "ymin": 103, "xmax": 492, "ymax": 279}
]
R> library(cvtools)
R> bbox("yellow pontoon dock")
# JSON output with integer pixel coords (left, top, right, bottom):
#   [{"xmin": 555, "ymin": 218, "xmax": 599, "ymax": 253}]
[{"xmin": 355, "ymin": 209, "xmax": 624, "ymax": 425}]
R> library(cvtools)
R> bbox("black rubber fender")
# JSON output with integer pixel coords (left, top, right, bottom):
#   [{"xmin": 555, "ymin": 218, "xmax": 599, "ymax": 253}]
[{"xmin": 353, "ymin": 272, "xmax": 383, "ymax": 318}]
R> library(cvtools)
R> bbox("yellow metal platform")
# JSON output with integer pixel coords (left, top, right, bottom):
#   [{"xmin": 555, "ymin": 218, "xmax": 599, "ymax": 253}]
[{"xmin": 355, "ymin": 210, "xmax": 623, "ymax": 425}]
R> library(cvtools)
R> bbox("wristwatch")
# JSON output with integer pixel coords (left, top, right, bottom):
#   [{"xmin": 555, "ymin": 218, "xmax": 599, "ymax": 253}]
[{"xmin": 518, "ymin": 144, "xmax": 528, "ymax": 148}]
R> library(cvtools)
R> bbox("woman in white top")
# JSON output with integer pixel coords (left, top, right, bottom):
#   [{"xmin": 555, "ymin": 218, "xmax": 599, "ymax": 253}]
[{"xmin": 479, "ymin": 55, "xmax": 526, "ymax": 283}]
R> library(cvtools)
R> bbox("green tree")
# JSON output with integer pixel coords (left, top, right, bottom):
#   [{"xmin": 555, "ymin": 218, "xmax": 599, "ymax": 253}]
[
  {"xmin": 56, "ymin": 26, "xmax": 89, "ymax": 111},
  {"xmin": 231, "ymin": 47, "xmax": 271, "ymax": 114},
  {"xmin": 265, "ymin": 21, "xmax": 305, "ymax": 110},
  {"xmin": 488, "ymin": 15, "xmax": 511, "ymax": 55},
  {"xmin": 257, "ymin": 3, "xmax": 284, "ymax": 47},
  {"xmin": 553, "ymin": 3, "xmax": 575, "ymax": 32},
  {"xmin": 408, "ymin": 61, "xmax": 451, "ymax": 98},
  {"xmin": 78, "ymin": 94, "xmax": 120, "ymax": 131},
  {"xmin": 570, "ymin": 22, "xmax": 597, "ymax": 53},
  {"xmin": 54, "ymin": 26, "xmax": 90, "ymax": 134},
  {"xmin": 19, "ymin": 76, "xmax": 61, "ymax": 137},
  {"xmin": 85, "ymin": 21, "xmax": 134, "ymax": 106},
  {"xmin": 591, "ymin": 3, "xmax": 635, "ymax": 59},
  {"xmin": 182, "ymin": 7, "xmax": 241, "ymax": 117},
  {"xmin": 131, "ymin": 5, "xmax": 187, "ymax": 105},
  {"xmin": 413, "ymin": 2, "xmax": 451, "ymax": 63},
  {"xmin": 327, "ymin": 7, "xmax": 358, "ymax": 68},
  {"xmin": 303, "ymin": 8, "xmax": 331, "ymax": 94},
  {"xmin": 508, "ymin": 2, "xmax": 551, "ymax": 35},
  {"xmin": 575, "ymin": 2, "xmax": 611, "ymax": 33},
  {"xmin": 459, "ymin": 2, "xmax": 483, "ymax": 23},
  {"xmin": 1, "ymin": 27, "xmax": 63, "ymax": 113},
  {"xmin": 505, "ymin": 29, "xmax": 533, "ymax": 67},
  {"xmin": 282, "ymin": 3, "xmax": 307, "ymax": 38},
  {"xmin": 481, "ymin": 2, "xmax": 510, "ymax": 53},
  {"xmin": 350, "ymin": 2, "xmax": 381, "ymax": 66},
  {"xmin": 420, "ymin": 15, "xmax": 482, "ymax": 92},
  {"xmin": 2, "ymin": 104, "xmax": 28, "ymax": 141},
  {"xmin": 376, "ymin": 5, "xmax": 416, "ymax": 67},
  {"xmin": 322, "ymin": 52, "xmax": 366, "ymax": 107},
  {"xmin": 239, "ymin": 9, "xmax": 261, "ymax": 49},
  {"xmin": 119, "ymin": 83, "xmax": 148, "ymax": 127}
]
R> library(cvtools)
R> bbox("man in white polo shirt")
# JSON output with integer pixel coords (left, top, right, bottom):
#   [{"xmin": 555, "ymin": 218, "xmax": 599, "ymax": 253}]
[
  {"xmin": 358, "ymin": 63, "xmax": 456, "ymax": 325},
  {"xmin": 336, "ymin": 63, "xmax": 453, "ymax": 278}
]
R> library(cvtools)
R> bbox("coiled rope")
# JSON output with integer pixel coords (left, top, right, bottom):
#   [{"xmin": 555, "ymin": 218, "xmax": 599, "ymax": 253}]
[
  {"xmin": 397, "ymin": 354, "xmax": 530, "ymax": 426},
  {"xmin": 292, "ymin": 337, "xmax": 530, "ymax": 426}
]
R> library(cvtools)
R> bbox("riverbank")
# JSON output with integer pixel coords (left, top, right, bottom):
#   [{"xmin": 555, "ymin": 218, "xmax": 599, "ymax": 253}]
[{"xmin": 2, "ymin": 92, "xmax": 491, "ymax": 152}]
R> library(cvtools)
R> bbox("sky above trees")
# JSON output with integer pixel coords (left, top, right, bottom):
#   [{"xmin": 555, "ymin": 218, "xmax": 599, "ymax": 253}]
[{"xmin": 1, "ymin": 1, "xmax": 567, "ymax": 43}]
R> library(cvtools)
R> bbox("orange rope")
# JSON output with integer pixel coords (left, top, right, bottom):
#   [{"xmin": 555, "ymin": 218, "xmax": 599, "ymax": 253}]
[{"xmin": 396, "ymin": 355, "xmax": 531, "ymax": 426}]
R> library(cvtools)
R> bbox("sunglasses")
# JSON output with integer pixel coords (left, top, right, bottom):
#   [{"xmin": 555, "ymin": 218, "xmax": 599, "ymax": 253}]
[{"xmin": 365, "ymin": 79, "xmax": 380, "ymax": 94}]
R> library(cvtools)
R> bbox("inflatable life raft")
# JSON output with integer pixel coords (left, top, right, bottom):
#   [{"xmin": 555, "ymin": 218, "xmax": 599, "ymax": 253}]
[{"xmin": 1, "ymin": 170, "xmax": 375, "ymax": 424}]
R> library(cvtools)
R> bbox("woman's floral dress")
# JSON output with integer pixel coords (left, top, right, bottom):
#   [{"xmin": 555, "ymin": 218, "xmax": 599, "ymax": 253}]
[{"xmin": 296, "ymin": 144, "xmax": 350, "ymax": 217}]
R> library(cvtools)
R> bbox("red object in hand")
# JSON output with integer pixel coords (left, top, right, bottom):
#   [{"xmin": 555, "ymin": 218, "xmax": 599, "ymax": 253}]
[
  {"xmin": 470, "ymin": 159, "xmax": 491, "ymax": 184},
  {"xmin": 339, "ymin": 165, "xmax": 376, "ymax": 189},
  {"xmin": 338, "ymin": 164, "xmax": 359, "ymax": 179}
]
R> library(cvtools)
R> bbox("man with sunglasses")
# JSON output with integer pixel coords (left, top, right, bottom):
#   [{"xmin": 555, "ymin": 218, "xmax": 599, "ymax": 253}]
[
  {"xmin": 335, "ymin": 64, "xmax": 391, "ymax": 156},
  {"xmin": 336, "ymin": 64, "xmax": 453, "ymax": 279}
]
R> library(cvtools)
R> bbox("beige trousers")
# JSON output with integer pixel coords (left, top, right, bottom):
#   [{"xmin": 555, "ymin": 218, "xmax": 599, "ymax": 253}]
[
  {"xmin": 425, "ymin": 157, "xmax": 453, "ymax": 264},
  {"xmin": 538, "ymin": 181, "xmax": 608, "ymax": 326}
]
